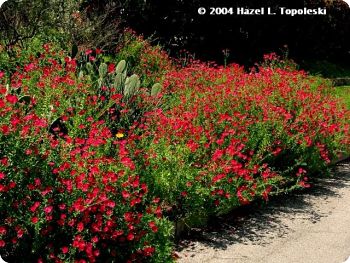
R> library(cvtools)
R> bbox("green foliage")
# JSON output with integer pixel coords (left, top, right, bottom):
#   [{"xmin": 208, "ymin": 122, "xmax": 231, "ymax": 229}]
[
  {"xmin": 301, "ymin": 60, "xmax": 350, "ymax": 78},
  {"xmin": 0, "ymin": 22, "xmax": 349, "ymax": 260},
  {"xmin": 260, "ymin": 52, "xmax": 298, "ymax": 71},
  {"xmin": 334, "ymin": 86, "xmax": 350, "ymax": 109},
  {"xmin": 115, "ymin": 31, "xmax": 174, "ymax": 87}
]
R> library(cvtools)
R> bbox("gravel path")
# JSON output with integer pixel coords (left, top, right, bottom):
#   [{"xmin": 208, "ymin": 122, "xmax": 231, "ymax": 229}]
[{"xmin": 176, "ymin": 162, "xmax": 350, "ymax": 263}]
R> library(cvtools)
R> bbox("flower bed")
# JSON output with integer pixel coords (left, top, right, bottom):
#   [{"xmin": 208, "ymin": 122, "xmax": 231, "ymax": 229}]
[
  {"xmin": 0, "ymin": 44, "xmax": 349, "ymax": 262},
  {"xmin": 132, "ymin": 61, "xmax": 350, "ymax": 225},
  {"xmin": 0, "ymin": 45, "xmax": 173, "ymax": 262}
]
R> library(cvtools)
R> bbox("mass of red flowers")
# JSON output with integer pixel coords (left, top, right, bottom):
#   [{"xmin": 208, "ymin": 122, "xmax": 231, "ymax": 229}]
[
  {"xmin": 0, "ymin": 45, "xmax": 173, "ymax": 262},
  {"xmin": 135, "ymin": 61, "xmax": 349, "ymax": 218},
  {"xmin": 0, "ymin": 42, "xmax": 349, "ymax": 262}
]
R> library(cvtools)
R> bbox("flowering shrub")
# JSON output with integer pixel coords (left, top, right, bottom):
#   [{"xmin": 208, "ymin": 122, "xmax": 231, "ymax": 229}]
[
  {"xmin": 259, "ymin": 51, "xmax": 298, "ymax": 71},
  {"xmin": 134, "ymin": 61, "xmax": 350, "ymax": 219},
  {"xmin": 0, "ymin": 45, "xmax": 173, "ymax": 262},
  {"xmin": 115, "ymin": 30, "xmax": 174, "ymax": 88},
  {"xmin": 0, "ymin": 42, "xmax": 349, "ymax": 261}
]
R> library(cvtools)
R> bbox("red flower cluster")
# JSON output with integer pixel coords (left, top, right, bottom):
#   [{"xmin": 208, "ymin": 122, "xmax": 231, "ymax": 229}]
[
  {"xmin": 0, "ymin": 45, "xmax": 172, "ymax": 262},
  {"xmin": 136, "ymin": 60, "xmax": 349, "ymax": 216},
  {"xmin": 0, "ymin": 42, "xmax": 348, "ymax": 262}
]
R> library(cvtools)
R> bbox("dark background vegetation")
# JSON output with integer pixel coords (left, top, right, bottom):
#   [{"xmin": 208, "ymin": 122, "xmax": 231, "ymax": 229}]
[
  {"xmin": 124, "ymin": 0, "xmax": 350, "ymax": 66},
  {"xmin": 1, "ymin": 0, "xmax": 349, "ymax": 71}
]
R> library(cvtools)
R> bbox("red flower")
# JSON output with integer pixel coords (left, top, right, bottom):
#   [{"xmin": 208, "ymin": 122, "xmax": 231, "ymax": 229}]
[
  {"xmin": 299, "ymin": 168, "xmax": 306, "ymax": 174},
  {"xmin": 299, "ymin": 178, "xmax": 311, "ymax": 188},
  {"xmin": 131, "ymin": 177, "xmax": 140, "ymax": 188},
  {"xmin": 130, "ymin": 198, "xmax": 141, "ymax": 207},
  {"xmin": 72, "ymin": 235, "xmax": 86, "ymax": 251},
  {"xmin": 143, "ymin": 246, "xmax": 155, "ymax": 256},
  {"xmin": 127, "ymin": 233, "xmax": 134, "ymax": 241},
  {"xmin": 299, "ymin": 181, "xmax": 310, "ymax": 188},
  {"xmin": 0, "ymin": 125, "xmax": 10, "ymax": 135},
  {"xmin": 24, "ymin": 63, "xmax": 35, "ymax": 72},
  {"xmin": 31, "ymin": 217, "xmax": 39, "ymax": 224},
  {"xmin": 0, "ymin": 226, "xmax": 6, "ymax": 235},
  {"xmin": 148, "ymin": 221, "xmax": 158, "ymax": 233},
  {"xmin": 44, "ymin": 206, "xmax": 53, "ymax": 214},
  {"xmin": 72, "ymin": 198, "xmax": 84, "ymax": 212},
  {"xmin": 61, "ymin": 247, "xmax": 69, "ymax": 254},
  {"xmin": 262, "ymin": 186, "xmax": 273, "ymax": 201},
  {"xmin": 0, "ymin": 158, "xmax": 8, "ymax": 166},
  {"xmin": 77, "ymin": 222, "xmax": 84, "ymax": 232},
  {"xmin": 212, "ymin": 173, "xmax": 226, "ymax": 183},
  {"xmin": 0, "ymin": 240, "xmax": 5, "ymax": 247},
  {"xmin": 30, "ymin": 202, "xmax": 41, "ymax": 213},
  {"xmin": 272, "ymin": 147, "xmax": 282, "ymax": 156},
  {"xmin": 180, "ymin": 191, "xmax": 187, "ymax": 197},
  {"xmin": 121, "ymin": 157, "xmax": 135, "ymax": 170},
  {"xmin": 124, "ymin": 212, "xmax": 133, "ymax": 222},
  {"xmin": 186, "ymin": 140, "xmax": 199, "ymax": 152},
  {"xmin": 106, "ymin": 200, "xmax": 115, "ymax": 208},
  {"xmin": 6, "ymin": 94, "xmax": 18, "ymax": 104},
  {"xmin": 237, "ymin": 186, "xmax": 250, "ymax": 205},
  {"xmin": 212, "ymin": 149, "xmax": 224, "ymax": 161},
  {"xmin": 152, "ymin": 197, "xmax": 160, "ymax": 204},
  {"xmin": 17, "ymin": 228, "xmax": 24, "ymax": 238},
  {"xmin": 296, "ymin": 168, "xmax": 307, "ymax": 177},
  {"xmin": 122, "ymin": 190, "xmax": 130, "ymax": 199},
  {"xmin": 108, "ymin": 63, "xmax": 115, "ymax": 73}
]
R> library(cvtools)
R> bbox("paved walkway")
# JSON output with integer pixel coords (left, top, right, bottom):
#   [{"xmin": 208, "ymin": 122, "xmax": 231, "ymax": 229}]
[{"xmin": 176, "ymin": 162, "xmax": 350, "ymax": 263}]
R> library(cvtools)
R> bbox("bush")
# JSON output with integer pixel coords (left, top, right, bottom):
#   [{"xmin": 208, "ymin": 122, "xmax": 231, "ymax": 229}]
[
  {"xmin": 0, "ymin": 41, "xmax": 349, "ymax": 261},
  {"xmin": 133, "ymin": 60, "xmax": 350, "ymax": 221},
  {"xmin": 0, "ymin": 45, "xmax": 173, "ymax": 262},
  {"xmin": 114, "ymin": 30, "xmax": 174, "ymax": 88}
]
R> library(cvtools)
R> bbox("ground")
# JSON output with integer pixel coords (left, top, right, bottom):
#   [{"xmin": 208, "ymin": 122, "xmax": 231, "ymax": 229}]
[{"xmin": 176, "ymin": 161, "xmax": 350, "ymax": 263}]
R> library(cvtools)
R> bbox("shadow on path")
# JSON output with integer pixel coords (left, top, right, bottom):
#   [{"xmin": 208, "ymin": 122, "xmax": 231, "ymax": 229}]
[{"xmin": 176, "ymin": 162, "xmax": 350, "ymax": 252}]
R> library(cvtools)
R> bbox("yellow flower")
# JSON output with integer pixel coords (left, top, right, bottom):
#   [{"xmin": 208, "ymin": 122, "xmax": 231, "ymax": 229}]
[{"xmin": 116, "ymin": 132, "xmax": 124, "ymax": 138}]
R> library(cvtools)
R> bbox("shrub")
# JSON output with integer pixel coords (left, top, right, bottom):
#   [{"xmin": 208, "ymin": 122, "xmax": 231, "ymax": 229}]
[
  {"xmin": 0, "ymin": 45, "xmax": 173, "ymax": 262},
  {"xmin": 115, "ymin": 30, "xmax": 174, "ymax": 88},
  {"xmin": 133, "ymin": 61, "xmax": 350, "ymax": 220},
  {"xmin": 0, "ymin": 41, "xmax": 349, "ymax": 261}
]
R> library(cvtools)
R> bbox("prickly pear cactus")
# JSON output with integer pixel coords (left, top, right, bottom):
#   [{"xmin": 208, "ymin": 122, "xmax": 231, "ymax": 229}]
[
  {"xmin": 99, "ymin": 63, "xmax": 108, "ymax": 78},
  {"xmin": 116, "ymin": 60, "xmax": 127, "ymax": 74},
  {"xmin": 124, "ymin": 74, "xmax": 140, "ymax": 97},
  {"xmin": 114, "ymin": 73, "xmax": 125, "ymax": 92},
  {"xmin": 151, "ymin": 83, "xmax": 162, "ymax": 96},
  {"xmin": 86, "ymin": 62, "xmax": 94, "ymax": 74}
]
